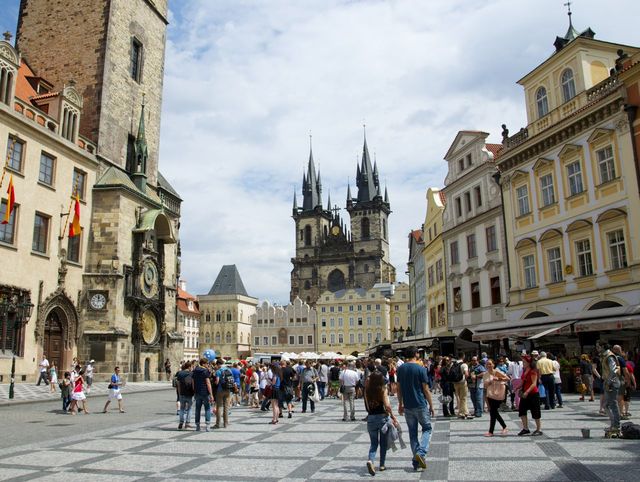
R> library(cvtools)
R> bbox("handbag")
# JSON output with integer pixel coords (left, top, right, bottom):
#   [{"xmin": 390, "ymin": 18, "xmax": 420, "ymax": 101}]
[
  {"xmin": 339, "ymin": 385, "xmax": 345, "ymax": 394},
  {"xmin": 487, "ymin": 379, "xmax": 506, "ymax": 400},
  {"xmin": 263, "ymin": 385, "xmax": 273, "ymax": 399},
  {"xmin": 107, "ymin": 383, "xmax": 114, "ymax": 389}
]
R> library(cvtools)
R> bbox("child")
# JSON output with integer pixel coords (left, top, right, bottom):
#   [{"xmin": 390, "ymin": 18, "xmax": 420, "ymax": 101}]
[{"xmin": 60, "ymin": 371, "xmax": 72, "ymax": 412}]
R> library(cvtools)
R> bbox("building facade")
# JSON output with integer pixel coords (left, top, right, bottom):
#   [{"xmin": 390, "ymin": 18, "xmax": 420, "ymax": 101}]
[
  {"xmin": 442, "ymin": 131, "xmax": 507, "ymax": 335},
  {"xmin": 290, "ymin": 136, "xmax": 396, "ymax": 306},
  {"xmin": 198, "ymin": 265, "xmax": 257, "ymax": 359},
  {"xmin": 487, "ymin": 23, "xmax": 640, "ymax": 349},
  {"xmin": 423, "ymin": 188, "xmax": 449, "ymax": 337},
  {"xmin": 407, "ymin": 229, "xmax": 426, "ymax": 335},
  {"xmin": 177, "ymin": 280, "xmax": 200, "ymax": 360},
  {"xmin": 250, "ymin": 298, "xmax": 317, "ymax": 354},
  {"xmin": 10, "ymin": 0, "xmax": 184, "ymax": 381}
]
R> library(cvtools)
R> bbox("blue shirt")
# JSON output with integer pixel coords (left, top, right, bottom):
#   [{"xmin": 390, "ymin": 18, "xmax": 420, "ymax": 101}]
[
  {"xmin": 397, "ymin": 362, "xmax": 429, "ymax": 409},
  {"xmin": 215, "ymin": 367, "xmax": 231, "ymax": 393},
  {"xmin": 231, "ymin": 367, "xmax": 241, "ymax": 387},
  {"xmin": 192, "ymin": 366, "xmax": 211, "ymax": 397},
  {"xmin": 110, "ymin": 374, "xmax": 120, "ymax": 389}
]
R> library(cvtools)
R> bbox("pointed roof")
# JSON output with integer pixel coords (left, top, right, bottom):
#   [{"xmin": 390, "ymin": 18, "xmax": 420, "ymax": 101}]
[
  {"xmin": 134, "ymin": 98, "xmax": 148, "ymax": 161},
  {"xmin": 356, "ymin": 135, "xmax": 377, "ymax": 202},
  {"xmin": 208, "ymin": 265, "xmax": 249, "ymax": 296},
  {"xmin": 302, "ymin": 145, "xmax": 322, "ymax": 211},
  {"xmin": 157, "ymin": 171, "xmax": 182, "ymax": 200}
]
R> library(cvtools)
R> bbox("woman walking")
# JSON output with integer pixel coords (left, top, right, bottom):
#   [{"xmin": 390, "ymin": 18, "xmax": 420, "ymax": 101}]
[
  {"xmin": 49, "ymin": 363, "xmax": 58, "ymax": 393},
  {"xmin": 483, "ymin": 359, "xmax": 509, "ymax": 436},
  {"xmin": 365, "ymin": 371, "xmax": 397, "ymax": 476},
  {"xmin": 69, "ymin": 368, "xmax": 88, "ymax": 414},
  {"xmin": 579, "ymin": 354, "xmax": 595, "ymax": 402},
  {"xmin": 440, "ymin": 357, "xmax": 455, "ymax": 417},
  {"xmin": 518, "ymin": 355, "xmax": 542, "ymax": 436},
  {"xmin": 269, "ymin": 363, "xmax": 282, "ymax": 424}
]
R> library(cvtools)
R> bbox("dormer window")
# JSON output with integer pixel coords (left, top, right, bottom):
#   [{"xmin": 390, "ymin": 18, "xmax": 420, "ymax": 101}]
[
  {"xmin": 561, "ymin": 69, "xmax": 576, "ymax": 102},
  {"xmin": 536, "ymin": 86, "xmax": 549, "ymax": 118},
  {"xmin": 0, "ymin": 66, "xmax": 15, "ymax": 105}
]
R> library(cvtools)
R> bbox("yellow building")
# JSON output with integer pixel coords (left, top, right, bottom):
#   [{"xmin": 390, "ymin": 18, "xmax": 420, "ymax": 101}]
[
  {"xmin": 316, "ymin": 283, "xmax": 409, "ymax": 355},
  {"xmin": 423, "ymin": 188, "xmax": 448, "ymax": 337},
  {"xmin": 480, "ymin": 23, "xmax": 640, "ymax": 348}
]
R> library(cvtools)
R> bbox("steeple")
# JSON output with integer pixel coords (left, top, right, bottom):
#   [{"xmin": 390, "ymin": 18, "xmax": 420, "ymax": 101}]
[
  {"xmin": 131, "ymin": 95, "xmax": 148, "ymax": 192},
  {"xmin": 553, "ymin": 2, "xmax": 595, "ymax": 52},
  {"xmin": 384, "ymin": 185, "xmax": 389, "ymax": 204},
  {"xmin": 355, "ymin": 129, "xmax": 378, "ymax": 203},
  {"xmin": 327, "ymin": 192, "xmax": 332, "ymax": 212},
  {"xmin": 292, "ymin": 189, "xmax": 298, "ymax": 215},
  {"xmin": 346, "ymin": 183, "xmax": 352, "ymax": 208},
  {"xmin": 301, "ymin": 141, "xmax": 322, "ymax": 211}
]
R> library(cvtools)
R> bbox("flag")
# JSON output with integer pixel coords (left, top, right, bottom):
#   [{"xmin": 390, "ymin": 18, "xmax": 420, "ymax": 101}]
[
  {"xmin": 1, "ymin": 174, "xmax": 15, "ymax": 225},
  {"xmin": 69, "ymin": 194, "xmax": 81, "ymax": 237}
]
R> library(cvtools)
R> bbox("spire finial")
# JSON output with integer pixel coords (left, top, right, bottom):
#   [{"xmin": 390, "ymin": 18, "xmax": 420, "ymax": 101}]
[
  {"xmin": 564, "ymin": 1, "xmax": 572, "ymax": 27},
  {"xmin": 3, "ymin": 31, "xmax": 12, "ymax": 42}
]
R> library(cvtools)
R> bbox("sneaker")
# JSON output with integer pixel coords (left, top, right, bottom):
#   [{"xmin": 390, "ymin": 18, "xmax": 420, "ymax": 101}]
[
  {"xmin": 517, "ymin": 429, "xmax": 531, "ymax": 436},
  {"xmin": 178, "ymin": 422, "xmax": 183, "ymax": 430},
  {"xmin": 205, "ymin": 425, "xmax": 210, "ymax": 432},
  {"xmin": 342, "ymin": 417, "xmax": 348, "ymax": 422},
  {"xmin": 532, "ymin": 430, "xmax": 543, "ymax": 436},
  {"xmin": 366, "ymin": 460, "xmax": 376, "ymax": 476},
  {"xmin": 379, "ymin": 466, "xmax": 385, "ymax": 472},
  {"xmin": 414, "ymin": 453, "xmax": 427, "ymax": 470},
  {"xmin": 279, "ymin": 413, "xmax": 283, "ymax": 418}
]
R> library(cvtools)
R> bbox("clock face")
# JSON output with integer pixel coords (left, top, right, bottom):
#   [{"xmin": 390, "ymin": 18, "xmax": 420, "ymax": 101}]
[
  {"xmin": 140, "ymin": 259, "xmax": 159, "ymax": 299},
  {"xmin": 89, "ymin": 293, "xmax": 107, "ymax": 310},
  {"xmin": 141, "ymin": 310, "xmax": 158, "ymax": 345},
  {"xmin": 331, "ymin": 226, "xmax": 340, "ymax": 236}
]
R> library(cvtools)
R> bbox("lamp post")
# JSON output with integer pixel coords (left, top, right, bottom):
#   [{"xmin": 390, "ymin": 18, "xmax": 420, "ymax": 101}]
[{"xmin": 1, "ymin": 291, "xmax": 34, "ymax": 399}]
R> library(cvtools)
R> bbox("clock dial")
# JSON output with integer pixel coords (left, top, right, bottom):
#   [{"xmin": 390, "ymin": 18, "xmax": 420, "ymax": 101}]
[
  {"xmin": 141, "ymin": 310, "xmax": 158, "ymax": 344},
  {"xmin": 89, "ymin": 293, "xmax": 106, "ymax": 310},
  {"xmin": 331, "ymin": 225, "xmax": 340, "ymax": 236},
  {"xmin": 140, "ymin": 259, "xmax": 159, "ymax": 298}
]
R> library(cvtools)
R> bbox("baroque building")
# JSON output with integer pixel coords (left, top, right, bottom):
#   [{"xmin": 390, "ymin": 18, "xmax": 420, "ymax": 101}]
[
  {"xmin": 198, "ymin": 265, "xmax": 257, "ymax": 359},
  {"xmin": 290, "ymin": 136, "xmax": 396, "ymax": 305},
  {"xmin": 250, "ymin": 298, "xmax": 317, "ymax": 354},
  {"xmin": 12, "ymin": 0, "xmax": 183, "ymax": 381},
  {"xmin": 441, "ymin": 132, "xmax": 507, "ymax": 336},
  {"xmin": 177, "ymin": 280, "xmax": 200, "ymax": 360},
  {"xmin": 407, "ymin": 229, "xmax": 426, "ymax": 335},
  {"xmin": 423, "ymin": 188, "xmax": 448, "ymax": 337}
]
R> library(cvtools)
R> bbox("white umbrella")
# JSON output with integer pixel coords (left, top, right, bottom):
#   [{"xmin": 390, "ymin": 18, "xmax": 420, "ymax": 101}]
[
  {"xmin": 345, "ymin": 355, "xmax": 357, "ymax": 361},
  {"xmin": 299, "ymin": 352, "xmax": 319, "ymax": 360}
]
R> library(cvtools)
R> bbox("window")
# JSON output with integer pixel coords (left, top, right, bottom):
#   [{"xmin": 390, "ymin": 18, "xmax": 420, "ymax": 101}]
[
  {"xmin": 490, "ymin": 277, "xmax": 501, "ymax": 305},
  {"xmin": 536, "ymin": 86, "xmax": 549, "ymax": 118},
  {"xmin": 329, "ymin": 306, "xmax": 334, "ymax": 312},
  {"xmin": 358, "ymin": 333, "xmax": 363, "ymax": 343},
  {"xmin": 471, "ymin": 282, "xmax": 480, "ymax": 308},
  {"xmin": 254, "ymin": 337, "xmax": 260, "ymax": 346},
  {"xmin": 67, "ymin": 232, "xmax": 81, "ymax": 263},
  {"xmin": 361, "ymin": 217, "xmax": 370, "ymax": 239},
  {"xmin": 357, "ymin": 304, "xmax": 362, "ymax": 311},
  {"xmin": 458, "ymin": 158, "xmax": 465, "ymax": 172},
  {"xmin": 32, "ymin": 213, "xmax": 50, "ymax": 254},
  {"xmin": 330, "ymin": 334, "xmax": 335, "ymax": 344},
  {"xmin": 289, "ymin": 335, "xmax": 295, "ymax": 345},
  {"xmin": 516, "ymin": 185, "xmax": 530, "ymax": 216},
  {"xmin": 375, "ymin": 316, "xmax": 381, "ymax": 325},
  {"xmin": 38, "ymin": 152, "xmax": 55, "ymax": 186},
  {"xmin": 215, "ymin": 312, "xmax": 221, "ymax": 321},
  {"xmin": 576, "ymin": 239, "xmax": 593, "ymax": 276},
  {"xmin": 450, "ymin": 241, "xmax": 459, "ymax": 264},
  {"xmin": 307, "ymin": 335, "xmax": 313, "ymax": 344},
  {"xmin": 349, "ymin": 333, "xmax": 355, "ymax": 344},
  {"xmin": 427, "ymin": 266, "xmax": 434, "ymax": 287},
  {"xmin": 561, "ymin": 69, "xmax": 576, "ymax": 102},
  {"xmin": 298, "ymin": 335, "xmax": 304, "ymax": 345},
  {"xmin": 131, "ymin": 38, "xmax": 143, "ymax": 82},
  {"xmin": 540, "ymin": 174, "xmax": 555, "ymax": 206},
  {"xmin": 304, "ymin": 225, "xmax": 312, "ymax": 246},
  {"xmin": 523, "ymin": 255, "xmax": 537, "ymax": 289},
  {"xmin": 349, "ymin": 317, "xmax": 354, "ymax": 327},
  {"xmin": 467, "ymin": 233, "xmax": 477, "ymax": 259},
  {"xmin": 437, "ymin": 304, "xmax": 445, "ymax": 325},
  {"xmin": 547, "ymin": 247, "xmax": 563, "ymax": 283},
  {"xmin": 486, "ymin": 226, "xmax": 497, "ymax": 252},
  {"xmin": 321, "ymin": 307, "xmax": 326, "ymax": 313},
  {"xmin": 474, "ymin": 186, "xmax": 482, "ymax": 207},
  {"xmin": 330, "ymin": 318, "xmax": 335, "ymax": 327},
  {"xmin": 321, "ymin": 334, "xmax": 327, "ymax": 344},
  {"xmin": 338, "ymin": 333, "xmax": 344, "ymax": 343},
  {"xmin": 338, "ymin": 317, "xmax": 343, "ymax": 327},
  {"xmin": 453, "ymin": 287, "xmax": 461, "ymax": 312},
  {"xmin": 597, "ymin": 145, "xmax": 616, "ymax": 184},
  {"xmin": 205, "ymin": 333, "xmax": 210, "ymax": 344},
  {"xmin": 72, "ymin": 169, "xmax": 87, "ymax": 200},
  {"xmin": 349, "ymin": 305, "xmax": 354, "ymax": 312},
  {"xmin": 367, "ymin": 332, "xmax": 372, "ymax": 344},
  {"xmin": 375, "ymin": 304, "xmax": 380, "ymax": 310},
  {"xmin": 430, "ymin": 307, "xmax": 437, "ymax": 328},
  {"xmin": 464, "ymin": 191, "xmax": 472, "ymax": 213},
  {"xmin": 607, "ymin": 230, "xmax": 627, "ymax": 270},
  {"xmin": 366, "ymin": 304, "xmax": 371, "ymax": 311},
  {"xmin": 0, "ymin": 200, "xmax": 17, "ymax": 245},
  {"xmin": 566, "ymin": 161, "xmax": 583, "ymax": 196},
  {"xmin": 358, "ymin": 317, "xmax": 363, "ymax": 326},
  {"xmin": 455, "ymin": 197, "xmax": 462, "ymax": 218},
  {"xmin": 435, "ymin": 259, "xmax": 443, "ymax": 282},
  {"xmin": 271, "ymin": 336, "xmax": 277, "ymax": 345},
  {"xmin": 263, "ymin": 336, "xmax": 268, "ymax": 346},
  {"xmin": 367, "ymin": 316, "xmax": 372, "ymax": 325},
  {"xmin": 215, "ymin": 332, "xmax": 221, "ymax": 343},
  {"xmin": 6, "ymin": 137, "xmax": 24, "ymax": 174},
  {"xmin": 466, "ymin": 154, "xmax": 472, "ymax": 167},
  {"xmin": 227, "ymin": 311, "xmax": 232, "ymax": 321}
]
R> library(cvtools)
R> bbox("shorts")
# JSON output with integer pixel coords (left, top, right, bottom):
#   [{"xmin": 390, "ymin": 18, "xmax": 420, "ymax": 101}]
[
  {"xmin": 330, "ymin": 381, "xmax": 340, "ymax": 390},
  {"xmin": 108, "ymin": 388, "xmax": 123, "ymax": 400},
  {"xmin": 72, "ymin": 391, "xmax": 86, "ymax": 401},
  {"xmin": 624, "ymin": 386, "xmax": 632, "ymax": 402},
  {"xmin": 518, "ymin": 392, "xmax": 541, "ymax": 420}
]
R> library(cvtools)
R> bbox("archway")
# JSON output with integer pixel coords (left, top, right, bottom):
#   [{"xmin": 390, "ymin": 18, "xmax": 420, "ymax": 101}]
[
  {"xmin": 44, "ymin": 310, "xmax": 64, "ymax": 371},
  {"xmin": 37, "ymin": 289, "xmax": 79, "ymax": 371}
]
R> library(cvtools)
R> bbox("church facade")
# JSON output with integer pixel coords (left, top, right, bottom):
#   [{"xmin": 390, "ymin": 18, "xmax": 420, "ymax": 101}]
[{"xmin": 290, "ymin": 136, "xmax": 396, "ymax": 306}]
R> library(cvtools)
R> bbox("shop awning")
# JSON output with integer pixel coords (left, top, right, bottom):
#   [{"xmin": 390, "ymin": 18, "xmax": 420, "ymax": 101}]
[
  {"xmin": 528, "ymin": 320, "xmax": 576, "ymax": 339},
  {"xmin": 391, "ymin": 338, "xmax": 434, "ymax": 350}
]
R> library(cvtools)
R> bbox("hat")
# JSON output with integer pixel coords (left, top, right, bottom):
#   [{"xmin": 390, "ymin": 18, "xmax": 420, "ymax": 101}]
[
  {"xmin": 522, "ymin": 355, "xmax": 532, "ymax": 364},
  {"xmin": 90, "ymin": 359, "xmax": 95, "ymax": 363},
  {"xmin": 531, "ymin": 350, "xmax": 539, "ymax": 356}
]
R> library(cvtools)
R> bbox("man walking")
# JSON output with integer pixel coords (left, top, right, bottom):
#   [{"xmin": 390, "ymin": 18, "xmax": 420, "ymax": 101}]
[
  {"xmin": 301, "ymin": 360, "xmax": 318, "ymax": 413},
  {"xmin": 103, "ymin": 366, "xmax": 125, "ymax": 413},
  {"xmin": 339, "ymin": 362, "xmax": 359, "ymax": 421},
  {"xmin": 598, "ymin": 340, "xmax": 621, "ymax": 437},
  {"xmin": 537, "ymin": 352, "xmax": 555, "ymax": 409},
  {"xmin": 397, "ymin": 346, "xmax": 434, "ymax": 472},
  {"xmin": 214, "ymin": 359, "xmax": 234, "ymax": 428},
  {"xmin": 451, "ymin": 352, "xmax": 471, "ymax": 419},
  {"xmin": 468, "ymin": 356, "xmax": 486, "ymax": 417},
  {"xmin": 85, "ymin": 360, "xmax": 95, "ymax": 394},
  {"xmin": 317, "ymin": 361, "xmax": 329, "ymax": 400},
  {"xmin": 176, "ymin": 361, "xmax": 194, "ymax": 430},
  {"xmin": 192, "ymin": 357, "xmax": 213, "ymax": 431},
  {"xmin": 36, "ymin": 355, "xmax": 50, "ymax": 386}
]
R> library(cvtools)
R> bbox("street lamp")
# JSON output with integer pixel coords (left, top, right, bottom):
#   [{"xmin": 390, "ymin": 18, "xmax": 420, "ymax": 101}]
[{"xmin": 0, "ymin": 290, "xmax": 34, "ymax": 399}]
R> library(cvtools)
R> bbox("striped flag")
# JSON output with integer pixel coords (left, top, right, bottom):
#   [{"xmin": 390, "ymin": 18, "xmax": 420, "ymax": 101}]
[
  {"xmin": 1, "ymin": 174, "xmax": 15, "ymax": 225},
  {"xmin": 69, "ymin": 194, "xmax": 81, "ymax": 237}
]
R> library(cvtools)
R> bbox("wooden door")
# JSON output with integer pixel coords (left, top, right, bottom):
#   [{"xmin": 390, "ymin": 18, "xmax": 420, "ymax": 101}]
[{"xmin": 44, "ymin": 311, "xmax": 63, "ymax": 371}]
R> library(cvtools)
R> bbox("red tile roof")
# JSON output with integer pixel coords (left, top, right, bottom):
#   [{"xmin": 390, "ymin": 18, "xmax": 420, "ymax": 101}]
[
  {"xmin": 438, "ymin": 190, "xmax": 446, "ymax": 205},
  {"xmin": 14, "ymin": 61, "xmax": 38, "ymax": 103},
  {"xmin": 177, "ymin": 286, "xmax": 200, "ymax": 315},
  {"xmin": 410, "ymin": 229, "xmax": 424, "ymax": 243},
  {"xmin": 486, "ymin": 143, "xmax": 503, "ymax": 159}
]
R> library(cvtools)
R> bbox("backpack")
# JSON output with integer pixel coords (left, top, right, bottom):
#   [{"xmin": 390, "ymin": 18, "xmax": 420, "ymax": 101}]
[
  {"xmin": 449, "ymin": 362, "xmax": 464, "ymax": 383},
  {"xmin": 221, "ymin": 368, "xmax": 236, "ymax": 391},
  {"xmin": 621, "ymin": 422, "xmax": 640, "ymax": 439},
  {"xmin": 178, "ymin": 372, "xmax": 194, "ymax": 396}
]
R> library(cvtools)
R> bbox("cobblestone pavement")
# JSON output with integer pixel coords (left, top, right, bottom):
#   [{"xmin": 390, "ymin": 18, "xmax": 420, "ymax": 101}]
[
  {"xmin": 0, "ymin": 393, "xmax": 638, "ymax": 481},
  {"xmin": 0, "ymin": 381, "xmax": 172, "ymax": 405}
]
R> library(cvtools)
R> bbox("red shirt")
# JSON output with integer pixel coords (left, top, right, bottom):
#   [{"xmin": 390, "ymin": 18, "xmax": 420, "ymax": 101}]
[{"xmin": 522, "ymin": 368, "xmax": 539, "ymax": 394}]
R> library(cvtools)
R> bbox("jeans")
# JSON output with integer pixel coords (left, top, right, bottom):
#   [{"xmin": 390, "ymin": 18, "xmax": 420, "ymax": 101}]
[
  {"xmin": 179, "ymin": 395, "xmax": 193, "ymax": 424},
  {"xmin": 216, "ymin": 390, "xmax": 230, "ymax": 427},
  {"xmin": 194, "ymin": 394, "xmax": 211, "ymax": 426},
  {"xmin": 487, "ymin": 398, "xmax": 506, "ymax": 434},
  {"xmin": 554, "ymin": 383, "xmax": 563, "ymax": 406},
  {"xmin": 317, "ymin": 381, "xmax": 327, "ymax": 400},
  {"xmin": 302, "ymin": 382, "xmax": 315, "ymax": 412},
  {"xmin": 469, "ymin": 386, "xmax": 484, "ymax": 416},
  {"xmin": 36, "ymin": 372, "xmax": 49, "ymax": 386},
  {"xmin": 604, "ymin": 383, "xmax": 621, "ymax": 429},
  {"xmin": 342, "ymin": 387, "xmax": 355, "ymax": 419},
  {"xmin": 62, "ymin": 394, "xmax": 71, "ymax": 412},
  {"xmin": 367, "ymin": 413, "xmax": 389, "ymax": 466},
  {"xmin": 540, "ymin": 374, "xmax": 556, "ymax": 409},
  {"xmin": 404, "ymin": 406, "xmax": 432, "ymax": 464}
]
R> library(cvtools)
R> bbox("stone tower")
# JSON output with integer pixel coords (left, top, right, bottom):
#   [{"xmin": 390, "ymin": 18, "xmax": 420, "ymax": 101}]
[
  {"xmin": 291, "ymin": 135, "xmax": 396, "ymax": 305},
  {"xmin": 16, "ymin": 0, "xmax": 167, "ymax": 186}
]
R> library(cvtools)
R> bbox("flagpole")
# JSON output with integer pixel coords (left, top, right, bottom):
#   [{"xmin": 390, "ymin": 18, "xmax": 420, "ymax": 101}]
[
  {"xmin": 0, "ymin": 138, "xmax": 16, "ymax": 191},
  {"xmin": 60, "ymin": 177, "xmax": 80, "ymax": 241}
]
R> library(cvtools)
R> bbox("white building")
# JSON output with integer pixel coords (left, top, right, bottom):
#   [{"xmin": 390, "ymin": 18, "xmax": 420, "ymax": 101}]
[{"xmin": 177, "ymin": 280, "xmax": 200, "ymax": 360}]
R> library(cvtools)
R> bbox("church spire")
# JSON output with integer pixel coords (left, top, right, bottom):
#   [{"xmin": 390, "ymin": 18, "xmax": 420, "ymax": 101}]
[
  {"xmin": 302, "ymin": 139, "xmax": 321, "ymax": 211},
  {"xmin": 356, "ymin": 129, "xmax": 377, "ymax": 203},
  {"xmin": 292, "ymin": 189, "xmax": 298, "ymax": 215},
  {"xmin": 384, "ymin": 185, "xmax": 389, "ymax": 204},
  {"xmin": 132, "ymin": 94, "xmax": 148, "ymax": 192}
]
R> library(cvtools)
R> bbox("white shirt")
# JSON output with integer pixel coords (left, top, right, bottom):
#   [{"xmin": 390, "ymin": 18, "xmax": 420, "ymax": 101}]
[
  {"xmin": 340, "ymin": 369, "xmax": 360, "ymax": 387},
  {"xmin": 552, "ymin": 360, "xmax": 561, "ymax": 384},
  {"xmin": 85, "ymin": 364, "xmax": 94, "ymax": 377},
  {"xmin": 396, "ymin": 359, "xmax": 404, "ymax": 368},
  {"xmin": 508, "ymin": 361, "xmax": 523, "ymax": 379},
  {"xmin": 319, "ymin": 364, "xmax": 329, "ymax": 383},
  {"xmin": 39, "ymin": 358, "xmax": 49, "ymax": 373}
]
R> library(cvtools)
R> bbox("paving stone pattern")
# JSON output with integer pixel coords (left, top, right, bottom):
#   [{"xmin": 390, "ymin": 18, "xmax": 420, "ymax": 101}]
[{"xmin": 0, "ymin": 394, "xmax": 639, "ymax": 481}]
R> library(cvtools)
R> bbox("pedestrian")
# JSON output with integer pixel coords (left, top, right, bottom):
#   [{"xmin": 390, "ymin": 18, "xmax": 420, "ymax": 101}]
[
  {"xmin": 280, "ymin": 360, "xmax": 296, "ymax": 418},
  {"xmin": 60, "ymin": 371, "xmax": 72, "ymax": 412},
  {"xmin": 612, "ymin": 345, "xmax": 634, "ymax": 420},
  {"xmin": 365, "ymin": 371, "xmax": 398, "ymax": 476},
  {"xmin": 268, "ymin": 362, "xmax": 282, "ymax": 424},
  {"xmin": 388, "ymin": 360, "xmax": 397, "ymax": 396},
  {"xmin": 622, "ymin": 353, "xmax": 636, "ymax": 419},
  {"xmin": 439, "ymin": 357, "xmax": 455, "ymax": 417},
  {"xmin": 508, "ymin": 355, "xmax": 523, "ymax": 410},
  {"xmin": 176, "ymin": 361, "xmax": 194, "ymax": 430},
  {"xmin": 69, "ymin": 368, "xmax": 88, "ymax": 415},
  {"xmin": 340, "ymin": 362, "xmax": 359, "ymax": 421},
  {"xmin": 579, "ymin": 354, "xmax": 595, "ymax": 402},
  {"xmin": 295, "ymin": 360, "xmax": 305, "ymax": 401},
  {"xmin": 259, "ymin": 364, "xmax": 270, "ymax": 411},
  {"xmin": 192, "ymin": 357, "xmax": 214, "ymax": 432},
  {"xmin": 537, "ymin": 351, "xmax": 555, "ymax": 410},
  {"xmin": 36, "ymin": 354, "xmax": 50, "ymax": 386},
  {"xmin": 483, "ymin": 359, "xmax": 509, "ymax": 437},
  {"xmin": 49, "ymin": 362, "xmax": 58, "ymax": 393},
  {"xmin": 397, "ymin": 346, "xmax": 434, "ymax": 472},
  {"xmin": 249, "ymin": 365, "xmax": 260, "ymax": 408},
  {"xmin": 451, "ymin": 352, "xmax": 471, "ymax": 419},
  {"xmin": 301, "ymin": 359, "xmax": 318, "ymax": 413},
  {"xmin": 213, "ymin": 359, "xmax": 234, "ymax": 428},
  {"xmin": 598, "ymin": 340, "xmax": 621, "ymax": 436},
  {"xmin": 103, "ymin": 366, "xmax": 125, "ymax": 413},
  {"xmin": 317, "ymin": 360, "xmax": 329, "ymax": 400},
  {"xmin": 550, "ymin": 354, "xmax": 563, "ymax": 408},
  {"xmin": 164, "ymin": 358, "xmax": 172, "ymax": 382},
  {"xmin": 85, "ymin": 359, "xmax": 95, "ymax": 394},
  {"xmin": 518, "ymin": 355, "xmax": 542, "ymax": 436},
  {"xmin": 329, "ymin": 360, "xmax": 341, "ymax": 398},
  {"xmin": 468, "ymin": 356, "xmax": 486, "ymax": 418}
]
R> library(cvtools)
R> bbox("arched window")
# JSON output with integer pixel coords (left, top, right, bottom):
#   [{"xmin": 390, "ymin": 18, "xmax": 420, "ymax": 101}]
[
  {"xmin": 205, "ymin": 312, "xmax": 211, "ymax": 322},
  {"xmin": 383, "ymin": 219, "xmax": 387, "ymax": 240},
  {"xmin": 328, "ymin": 269, "xmax": 346, "ymax": 292},
  {"xmin": 205, "ymin": 332, "xmax": 211, "ymax": 343},
  {"xmin": 561, "ymin": 69, "xmax": 576, "ymax": 102},
  {"xmin": 304, "ymin": 280, "xmax": 311, "ymax": 290},
  {"xmin": 361, "ymin": 217, "xmax": 370, "ymax": 239},
  {"xmin": 536, "ymin": 87, "xmax": 549, "ymax": 118},
  {"xmin": 304, "ymin": 225, "xmax": 312, "ymax": 246},
  {"xmin": 225, "ymin": 332, "xmax": 232, "ymax": 343},
  {"xmin": 215, "ymin": 311, "xmax": 221, "ymax": 322},
  {"xmin": 324, "ymin": 225, "xmax": 328, "ymax": 239},
  {"xmin": 226, "ymin": 311, "xmax": 232, "ymax": 321},
  {"xmin": 215, "ymin": 332, "xmax": 221, "ymax": 343}
]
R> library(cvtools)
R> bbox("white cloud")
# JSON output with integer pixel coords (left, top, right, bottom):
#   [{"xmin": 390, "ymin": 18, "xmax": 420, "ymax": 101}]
[{"xmin": 158, "ymin": 0, "xmax": 640, "ymax": 301}]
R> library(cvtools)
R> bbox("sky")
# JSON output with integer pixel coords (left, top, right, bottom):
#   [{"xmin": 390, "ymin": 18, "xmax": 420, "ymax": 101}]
[{"xmin": 2, "ymin": 0, "xmax": 640, "ymax": 304}]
